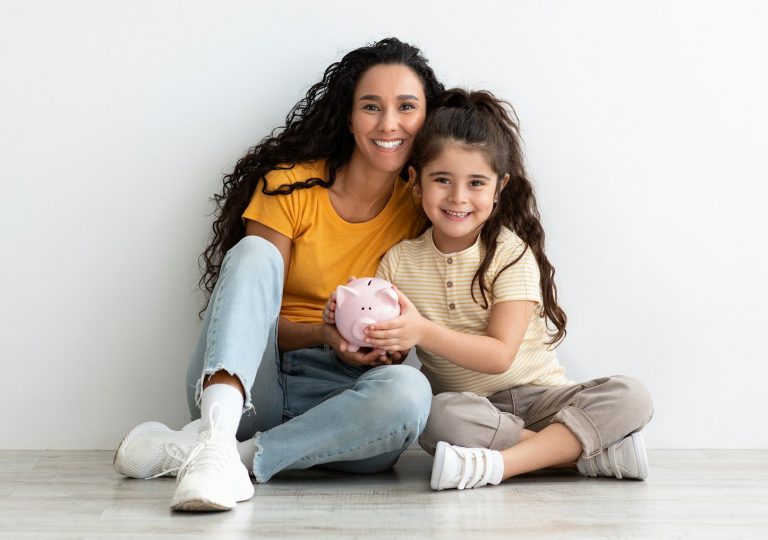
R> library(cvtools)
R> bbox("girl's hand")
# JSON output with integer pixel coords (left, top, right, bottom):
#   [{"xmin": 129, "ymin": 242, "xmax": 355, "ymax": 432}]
[
  {"xmin": 322, "ymin": 321, "xmax": 390, "ymax": 368},
  {"xmin": 364, "ymin": 288, "xmax": 428, "ymax": 352}
]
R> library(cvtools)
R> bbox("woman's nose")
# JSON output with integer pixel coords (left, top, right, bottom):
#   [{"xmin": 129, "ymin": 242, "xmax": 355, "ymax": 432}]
[{"xmin": 378, "ymin": 109, "xmax": 398, "ymax": 132}]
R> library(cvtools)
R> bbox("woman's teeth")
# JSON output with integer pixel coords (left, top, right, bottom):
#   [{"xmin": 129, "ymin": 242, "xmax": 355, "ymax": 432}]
[{"xmin": 373, "ymin": 139, "xmax": 404, "ymax": 149}]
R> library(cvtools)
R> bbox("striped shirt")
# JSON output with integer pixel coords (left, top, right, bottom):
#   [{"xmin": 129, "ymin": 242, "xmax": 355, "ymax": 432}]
[{"xmin": 376, "ymin": 227, "xmax": 571, "ymax": 396}]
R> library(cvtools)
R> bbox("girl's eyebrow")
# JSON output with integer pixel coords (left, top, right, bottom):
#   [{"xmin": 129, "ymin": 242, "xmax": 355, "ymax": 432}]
[
  {"xmin": 428, "ymin": 171, "xmax": 492, "ymax": 180},
  {"xmin": 358, "ymin": 94, "xmax": 421, "ymax": 101}
]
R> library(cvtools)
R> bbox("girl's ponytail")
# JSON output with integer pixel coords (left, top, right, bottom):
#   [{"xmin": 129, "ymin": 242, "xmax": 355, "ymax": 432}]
[{"xmin": 410, "ymin": 89, "xmax": 567, "ymax": 346}]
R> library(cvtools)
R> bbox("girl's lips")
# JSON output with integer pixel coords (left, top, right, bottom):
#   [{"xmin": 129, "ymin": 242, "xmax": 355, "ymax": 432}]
[{"xmin": 442, "ymin": 209, "xmax": 471, "ymax": 221}]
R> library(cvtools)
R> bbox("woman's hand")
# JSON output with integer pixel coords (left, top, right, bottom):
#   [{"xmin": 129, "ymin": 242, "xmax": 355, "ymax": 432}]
[
  {"xmin": 363, "ymin": 288, "xmax": 428, "ymax": 352},
  {"xmin": 322, "ymin": 322, "xmax": 391, "ymax": 368},
  {"xmin": 322, "ymin": 276, "xmax": 357, "ymax": 325},
  {"xmin": 322, "ymin": 291, "xmax": 337, "ymax": 325}
]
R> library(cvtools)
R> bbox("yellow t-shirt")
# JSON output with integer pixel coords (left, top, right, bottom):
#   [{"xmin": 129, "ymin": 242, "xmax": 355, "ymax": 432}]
[
  {"xmin": 377, "ymin": 226, "xmax": 571, "ymax": 396},
  {"xmin": 242, "ymin": 160, "xmax": 426, "ymax": 324}
]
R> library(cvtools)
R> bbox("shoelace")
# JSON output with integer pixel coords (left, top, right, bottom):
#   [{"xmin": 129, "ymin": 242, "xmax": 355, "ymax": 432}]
[
  {"xmin": 148, "ymin": 403, "xmax": 228, "ymax": 481},
  {"xmin": 146, "ymin": 442, "xmax": 188, "ymax": 479},
  {"xmin": 456, "ymin": 447, "xmax": 494, "ymax": 490}
]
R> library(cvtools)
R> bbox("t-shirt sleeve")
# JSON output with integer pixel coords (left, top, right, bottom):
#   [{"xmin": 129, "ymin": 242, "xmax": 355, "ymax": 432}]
[
  {"xmin": 375, "ymin": 243, "xmax": 401, "ymax": 283},
  {"xmin": 491, "ymin": 239, "xmax": 542, "ymax": 305},
  {"xmin": 241, "ymin": 168, "xmax": 300, "ymax": 239}
]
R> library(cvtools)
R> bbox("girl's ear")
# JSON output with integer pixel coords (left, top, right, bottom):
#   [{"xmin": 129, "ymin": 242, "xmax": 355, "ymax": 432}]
[
  {"xmin": 495, "ymin": 174, "xmax": 511, "ymax": 203},
  {"xmin": 500, "ymin": 173, "xmax": 510, "ymax": 191}
]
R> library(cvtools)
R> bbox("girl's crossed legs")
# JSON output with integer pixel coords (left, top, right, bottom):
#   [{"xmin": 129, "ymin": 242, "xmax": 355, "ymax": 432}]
[{"xmin": 419, "ymin": 377, "xmax": 654, "ymax": 489}]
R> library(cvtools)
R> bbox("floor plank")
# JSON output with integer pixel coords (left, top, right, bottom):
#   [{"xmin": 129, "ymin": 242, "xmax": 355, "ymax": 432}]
[{"xmin": 0, "ymin": 449, "xmax": 766, "ymax": 539}]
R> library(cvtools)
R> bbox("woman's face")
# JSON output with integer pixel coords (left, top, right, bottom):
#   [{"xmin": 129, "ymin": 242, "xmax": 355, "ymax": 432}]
[{"xmin": 349, "ymin": 64, "xmax": 427, "ymax": 174}]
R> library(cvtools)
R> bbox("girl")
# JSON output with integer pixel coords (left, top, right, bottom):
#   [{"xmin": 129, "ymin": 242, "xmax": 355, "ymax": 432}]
[
  {"xmin": 362, "ymin": 89, "xmax": 654, "ymax": 490},
  {"xmin": 113, "ymin": 38, "xmax": 444, "ymax": 511}
]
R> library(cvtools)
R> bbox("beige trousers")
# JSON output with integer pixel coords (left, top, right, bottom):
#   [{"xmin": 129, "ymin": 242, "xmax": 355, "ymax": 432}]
[{"xmin": 418, "ymin": 375, "xmax": 653, "ymax": 458}]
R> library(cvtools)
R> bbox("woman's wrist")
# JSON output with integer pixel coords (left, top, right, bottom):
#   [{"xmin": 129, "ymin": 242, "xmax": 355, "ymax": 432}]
[{"xmin": 278, "ymin": 318, "xmax": 327, "ymax": 351}]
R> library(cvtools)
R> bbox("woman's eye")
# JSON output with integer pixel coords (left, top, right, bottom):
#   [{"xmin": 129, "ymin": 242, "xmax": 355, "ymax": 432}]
[
  {"xmin": 400, "ymin": 103, "xmax": 416, "ymax": 111},
  {"xmin": 363, "ymin": 104, "xmax": 380, "ymax": 111}
]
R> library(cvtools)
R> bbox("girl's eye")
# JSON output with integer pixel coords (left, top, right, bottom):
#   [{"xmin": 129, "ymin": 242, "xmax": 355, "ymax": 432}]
[
  {"xmin": 469, "ymin": 180, "xmax": 486, "ymax": 187},
  {"xmin": 435, "ymin": 177, "xmax": 450, "ymax": 184}
]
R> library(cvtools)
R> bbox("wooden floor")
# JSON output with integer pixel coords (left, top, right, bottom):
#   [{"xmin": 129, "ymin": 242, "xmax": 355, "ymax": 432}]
[{"xmin": 0, "ymin": 448, "xmax": 766, "ymax": 539}]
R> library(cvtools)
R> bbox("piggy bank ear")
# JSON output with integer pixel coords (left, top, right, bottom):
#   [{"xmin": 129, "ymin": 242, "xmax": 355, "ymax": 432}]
[
  {"xmin": 336, "ymin": 285, "xmax": 359, "ymax": 308},
  {"xmin": 376, "ymin": 287, "xmax": 399, "ymax": 309}
]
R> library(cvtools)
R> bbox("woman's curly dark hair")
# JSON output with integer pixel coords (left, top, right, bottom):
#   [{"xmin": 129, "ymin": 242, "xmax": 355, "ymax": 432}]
[
  {"xmin": 199, "ymin": 37, "xmax": 444, "ymax": 312},
  {"xmin": 409, "ymin": 89, "xmax": 567, "ymax": 346}
]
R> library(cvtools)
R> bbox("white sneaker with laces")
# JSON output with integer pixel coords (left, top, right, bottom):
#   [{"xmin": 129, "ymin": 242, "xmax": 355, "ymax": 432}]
[
  {"xmin": 170, "ymin": 404, "xmax": 254, "ymax": 512},
  {"xmin": 113, "ymin": 420, "xmax": 200, "ymax": 479},
  {"xmin": 577, "ymin": 432, "xmax": 648, "ymax": 480},
  {"xmin": 431, "ymin": 441, "xmax": 503, "ymax": 491}
]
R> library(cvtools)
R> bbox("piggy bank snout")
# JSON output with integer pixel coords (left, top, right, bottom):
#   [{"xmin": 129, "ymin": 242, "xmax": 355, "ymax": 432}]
[{"xmin": 352, "ymin": 318, "xmax": 377, "ymax": 341}]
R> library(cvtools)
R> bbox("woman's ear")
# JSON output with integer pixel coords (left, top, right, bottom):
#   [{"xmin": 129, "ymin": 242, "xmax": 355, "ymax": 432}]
[{"xmin": 409, "ymin": 166, "xmax": 420, "ymax": 193}]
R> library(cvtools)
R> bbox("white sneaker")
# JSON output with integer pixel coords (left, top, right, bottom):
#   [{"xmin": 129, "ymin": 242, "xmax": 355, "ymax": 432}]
[
  {"xmin": 431, "ymin": 441, "xmax": 503, "ymax": 491},
  {"xmin": 170, "ymin": 404, "xmax": 254, "ymax": 512},
  {"xmin": 577, "ymin": 432, "xmax": 648, "ymax": 480},
  {"xmin": 113, "ymin": 420, "xmax": 200, "ymax": 479}
]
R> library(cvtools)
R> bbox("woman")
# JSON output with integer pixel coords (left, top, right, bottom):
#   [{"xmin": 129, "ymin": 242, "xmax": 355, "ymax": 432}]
[{"xmin": 113, "ymin": 38, "xmax": 445, "ymax": 512}]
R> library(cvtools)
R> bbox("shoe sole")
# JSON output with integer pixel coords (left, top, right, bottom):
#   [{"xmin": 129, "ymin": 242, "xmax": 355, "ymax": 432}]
[
  {"xmin": 430, "ymin": 441, "xmax": 447, "ymax": 491},
  {"xmin": 113, "ymin": 421, "xmax": 169, "ymax": 478},
  {"xmin": 171, "ymin": 482, "xmax": 254, "ymax": 512},
  {"xmin": 171, "ymin": 497, "xmax": 234, "ymax": 512},
  {"xmin": 631, "ymin": 432, "xmax": 648, "ymax": 480}
]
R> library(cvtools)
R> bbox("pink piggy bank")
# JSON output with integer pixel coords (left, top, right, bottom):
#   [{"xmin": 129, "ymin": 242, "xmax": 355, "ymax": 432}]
[{"xmin": 334, "ymin": 277, "xmax": 401, "ymax": 352}]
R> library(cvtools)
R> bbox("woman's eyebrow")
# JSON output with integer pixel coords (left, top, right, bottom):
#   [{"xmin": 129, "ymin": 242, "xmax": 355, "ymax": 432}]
[{"xmin": 358, "ymin": 94, "xmax": 421, "ymax": 101}]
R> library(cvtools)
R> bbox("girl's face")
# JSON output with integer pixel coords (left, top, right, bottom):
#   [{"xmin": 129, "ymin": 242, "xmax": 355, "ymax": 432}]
[
  {"xmin": 414, "ymin": 142, "xmax": 508, "ymax": 253},
  {"xmin": 349, "ymin": 64, "xmax": 427, "ymax": 174}
]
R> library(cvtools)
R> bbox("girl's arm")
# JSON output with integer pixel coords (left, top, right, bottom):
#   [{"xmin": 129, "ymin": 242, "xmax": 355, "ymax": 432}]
[{"xmin": 364, "ymin": 289, "xmax": 536, "ymax": 374}]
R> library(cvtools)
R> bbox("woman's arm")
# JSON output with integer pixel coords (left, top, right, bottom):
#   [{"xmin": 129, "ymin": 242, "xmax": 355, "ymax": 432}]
[
  {"xmin": 364, "ymin": 289, "xmax": 536, "ymax": 374},
  {"xmin": 245, "ymin": 219, "xmax": 386, "ymax": 365},
  {"xmin": 244, "ymin": 219, "xmax": 316, "ymax": 352}
]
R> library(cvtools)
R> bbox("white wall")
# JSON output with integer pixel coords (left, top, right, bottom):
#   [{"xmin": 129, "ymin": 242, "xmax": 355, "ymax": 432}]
[{"xmin": 1, "ymin": 0, "xmax": 766, "ymax": 450}]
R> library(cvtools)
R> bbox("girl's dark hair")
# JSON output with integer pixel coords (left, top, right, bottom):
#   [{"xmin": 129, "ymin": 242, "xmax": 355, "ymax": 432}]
[
  {"xmin": 409, "ymin": 88, "xmax": 567, "ymax": 345},
  {"xmin": 199, "ymin": 38, "xmax": 444, "ymax": 310}
]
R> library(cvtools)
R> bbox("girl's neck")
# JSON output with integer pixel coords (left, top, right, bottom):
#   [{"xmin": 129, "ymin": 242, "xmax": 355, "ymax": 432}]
[{"xmin": 431, "ymin": 227, "xmax": 482, "ymax": 254}]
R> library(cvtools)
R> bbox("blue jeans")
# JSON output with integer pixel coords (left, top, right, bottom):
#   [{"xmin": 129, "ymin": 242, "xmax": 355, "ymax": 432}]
[{"xmin": 185, "ymin": 236, "xmax": 432, "ymax": 483}]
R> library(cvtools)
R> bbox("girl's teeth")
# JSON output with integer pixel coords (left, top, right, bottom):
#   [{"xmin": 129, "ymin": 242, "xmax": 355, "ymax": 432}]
[
  {"xmin": 444, "ymin": 210, "xmax": 469, "ymax": 218},
  {"xmin": 373, "ymin": 139, "xmax": 403, "ymax": 148}
]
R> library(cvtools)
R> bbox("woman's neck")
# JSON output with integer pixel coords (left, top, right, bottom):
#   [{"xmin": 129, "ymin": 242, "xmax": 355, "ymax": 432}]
[{"xmin": 329, "ymin": 154, "xmax": 399, "ymax": 223}]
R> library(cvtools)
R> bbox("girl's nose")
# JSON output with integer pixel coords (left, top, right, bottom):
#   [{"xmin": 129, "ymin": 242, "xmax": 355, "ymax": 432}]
[{"xmin": 448, "ymin": 186, "xmax": 467, "ymax": 204}]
